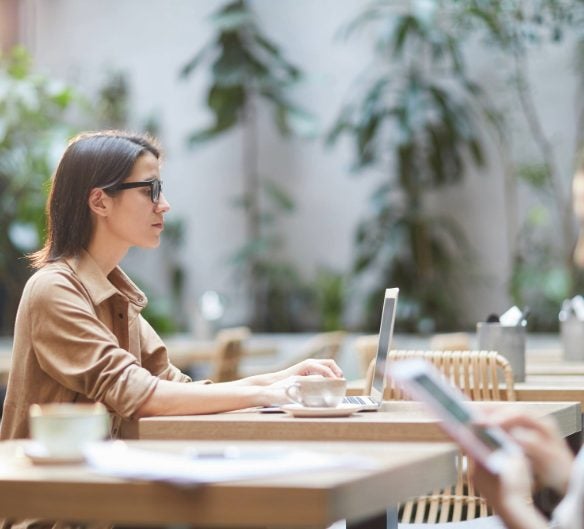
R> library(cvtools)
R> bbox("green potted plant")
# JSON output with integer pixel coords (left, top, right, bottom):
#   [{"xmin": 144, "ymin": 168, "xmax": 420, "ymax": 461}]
[
  {"xmin": 328, "ymin": 1, "xmax": 497, "ymax": 331},
  {"xmin": 180, "ymin": 0, "xmax": 317, "ymax": 331}
]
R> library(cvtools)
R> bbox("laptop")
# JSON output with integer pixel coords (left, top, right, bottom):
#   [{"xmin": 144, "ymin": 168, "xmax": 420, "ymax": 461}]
[
  {"xmin": 260, "ymin": 287, "xmax": 398, "ymax": 413},
  {"xmin": 343, "ymin": 287, "xmax": 399, "ymax": 411}
]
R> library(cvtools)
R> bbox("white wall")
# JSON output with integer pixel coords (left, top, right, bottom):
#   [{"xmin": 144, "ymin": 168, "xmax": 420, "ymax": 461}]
[{"xmin": 19, "ymin": 0, "xmax": 580, "ymax": 331}]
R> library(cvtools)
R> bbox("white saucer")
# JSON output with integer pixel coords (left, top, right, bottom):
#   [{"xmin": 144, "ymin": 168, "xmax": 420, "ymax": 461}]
[
  {"xmin": 23, "ymin": 441, "xmax": 85, "ymax": 465},
  {"xmin": 281, "ymin": 403, "xmax": 364, "ymax": 418}
]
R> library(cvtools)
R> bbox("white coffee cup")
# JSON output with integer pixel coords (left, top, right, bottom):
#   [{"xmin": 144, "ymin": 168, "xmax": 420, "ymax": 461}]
[
  {"xmin": 29, "ymin": 403, "xmax": 110, "ymax": 458},
  {"xmin": 285, "ymin": 378, "xmax": 347, "ymax": 408}
]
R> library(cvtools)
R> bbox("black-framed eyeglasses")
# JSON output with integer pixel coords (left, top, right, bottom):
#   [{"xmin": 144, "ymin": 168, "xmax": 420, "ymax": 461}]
[{"xmin": 110, "ymin": 179, "xmax": 163, "ymax": 203}]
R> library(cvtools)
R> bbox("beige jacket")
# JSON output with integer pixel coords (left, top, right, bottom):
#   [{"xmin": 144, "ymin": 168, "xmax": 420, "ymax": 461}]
[{"xmin": 0, "ymin": 250, "xmax": 193, "ymax": 442}]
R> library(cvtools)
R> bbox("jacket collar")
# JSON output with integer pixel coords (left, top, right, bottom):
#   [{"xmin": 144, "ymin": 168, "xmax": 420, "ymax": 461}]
[{"xmin": 63, "ymin": 250, "xmax": 148, "ymax": 309}]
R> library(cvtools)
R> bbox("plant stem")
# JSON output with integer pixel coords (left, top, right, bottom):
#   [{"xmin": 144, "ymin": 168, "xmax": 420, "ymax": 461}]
[
  {"xmin": 513, "ymin": 49, "xmax": 575, "ymax": 272},
  {"xmin": 242, "ymin": 92, "xmax": 261, "ymax": 325}
]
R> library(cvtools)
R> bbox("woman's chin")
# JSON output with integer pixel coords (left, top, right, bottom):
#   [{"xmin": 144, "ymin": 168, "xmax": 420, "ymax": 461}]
[{"xmin": 137, "ymin": 239, "xmax": 161, "ymax": 249}]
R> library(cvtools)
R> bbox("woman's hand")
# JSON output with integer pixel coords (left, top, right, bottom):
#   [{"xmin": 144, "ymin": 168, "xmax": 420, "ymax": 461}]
[
  {"xmin": 260, "ymin": 362, "xmax": 344, "ymax": 405},
  {"xmin": 234, "ymin": 358, "xmax": 343, "ymax": 388},
  {"xmin": 279, "ymin": 358, "xmax": 344, "ymax": 380},
  {"xmin": 468, "ymin": 407, "xmax": 575, "ymax": 529},
  {"xmin": 472, "ymin": 455, "xmax": 548, "ymax": 529},
  {"xmin": 473, "ymin": 453, "xmax": 533, "ymax": 512},
  {"xmin": 482, "ymin": 408, "xmax": 575, "ymax": 495}
]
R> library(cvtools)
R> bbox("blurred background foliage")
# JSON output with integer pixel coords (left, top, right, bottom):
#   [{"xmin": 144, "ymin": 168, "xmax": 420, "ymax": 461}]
[
  {"xmin": 2, "ymin": 1, "xmax": 584, "ymax": 335},
  {"xmin": 328, "ymin": 0, "xmax": 494, "ymax": 332},
  {"xmin": 328, "ymin": 0, "xmax": 584, "ymax": 331},
  {"xmin": 457, "ymin": 0, "xmax": 584, "ymax": 330},
  {"xmin": 0, "ymin": 46, "xmax": 76, "ymax": 335}
]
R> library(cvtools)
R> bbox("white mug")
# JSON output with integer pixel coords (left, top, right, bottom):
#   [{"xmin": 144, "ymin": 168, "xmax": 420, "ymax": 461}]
[
  {"xmin": 29, "ymin": 403, "xmax": 110, "ymax": 458},
  {"xmin": 285, "ymin": 378, "xmax": 347, "ymax": 408}
]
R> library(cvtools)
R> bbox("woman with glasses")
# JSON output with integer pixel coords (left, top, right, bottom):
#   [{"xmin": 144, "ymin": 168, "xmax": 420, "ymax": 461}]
[{"xmin": 0, "ymin": 130, "xmax": 343, "ymax": 441}]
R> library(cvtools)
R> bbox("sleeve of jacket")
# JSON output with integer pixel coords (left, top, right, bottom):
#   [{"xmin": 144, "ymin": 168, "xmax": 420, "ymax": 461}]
[
  {"xmin": 138, "ymin": 315, "xmax": 193, "ymax": 383},
  {"xmin": 27, "ymin": 270, "xmax": 162, "ymax": 419}
]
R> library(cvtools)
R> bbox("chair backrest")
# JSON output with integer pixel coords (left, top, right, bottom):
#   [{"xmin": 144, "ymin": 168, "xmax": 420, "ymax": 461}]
[
  {"xmin": 276, "ymin": 331, "xmax": 347, "ymax": 370},
  {"xmin": 354, "ymin": 334, "xmax": 379, "ymax": 378},
  {"xmin": 239, "ymin": 331, "xmax": 346, "ymax": 378},
  {"xmin": 399, "ymin": 453, "xmax": 491, "ymax": 523},
  {"xmin": 297, "ymin": 331, "xmax": 346, "ymax": 361},
  {"xmin": 364, "ymin": 350, "xmax": 516, "ymax": 402},
  {"xmin": 211, "ymin": 327, "xmax": 251, "ymax": 383}
]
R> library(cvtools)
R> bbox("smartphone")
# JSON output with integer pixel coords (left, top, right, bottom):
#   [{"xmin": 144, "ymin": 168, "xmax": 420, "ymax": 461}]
[{"xmin": 388, "ymin": 359, "xmax": 520, "ymax": 473}]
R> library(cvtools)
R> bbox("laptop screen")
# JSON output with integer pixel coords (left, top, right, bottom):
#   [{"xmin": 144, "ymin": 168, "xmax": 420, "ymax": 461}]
[{"xmin": 370, "ymin": 288, "xmax": 399, "ymax": 402}]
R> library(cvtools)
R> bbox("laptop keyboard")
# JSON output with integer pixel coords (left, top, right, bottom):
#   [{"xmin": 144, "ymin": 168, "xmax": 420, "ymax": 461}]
[{"xmin": 344, "ymin": 395, "xmax": 373, "ymax": 405}]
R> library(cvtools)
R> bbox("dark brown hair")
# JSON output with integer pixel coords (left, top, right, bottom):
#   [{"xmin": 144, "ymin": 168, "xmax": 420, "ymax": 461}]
[{"xmin": 29, "ymin": 130, "xmax": 161, "ymax": 269}]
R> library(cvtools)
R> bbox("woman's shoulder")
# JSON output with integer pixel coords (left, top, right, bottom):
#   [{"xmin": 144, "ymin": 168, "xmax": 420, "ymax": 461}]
[
  {"xmin": 23, "ymin": 261, "xmax": 82, "ymax": 298},
  {"xmin": 30, "ymin": 260, "xmax": 76, "ymax": 280}
]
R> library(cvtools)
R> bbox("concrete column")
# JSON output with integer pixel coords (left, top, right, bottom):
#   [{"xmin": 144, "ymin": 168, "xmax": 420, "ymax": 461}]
[{"xmin": 0, "ymin": 0, "xmax": 20, "ymax": 52}]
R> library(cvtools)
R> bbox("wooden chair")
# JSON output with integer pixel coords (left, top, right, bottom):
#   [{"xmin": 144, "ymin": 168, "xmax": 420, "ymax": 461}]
[
  {"xmin": 210, "ymin": 326, "xmax": 251, "ymax": 383},
  {"xmin": 383, "ymin": 350, "xmax": 516, "ymax": 402},
  {"xmin": 354, "ymin": 334, "xmax": 378, "ymax": 378},
  {"xmin": 294, "ymin": 331, "xmax": 346, "ymax": 362},
  {"xmin": 239, "ymin": 331, "xmax": 346, "ymax": 378},
  {"xmin": 365, "ymin": 350, "xmax": 515, "ymax": 525}
]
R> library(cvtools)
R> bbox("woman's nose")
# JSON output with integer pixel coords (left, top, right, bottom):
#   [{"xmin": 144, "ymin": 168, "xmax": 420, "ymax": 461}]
[{"xmin": 155, "ymin": 192, "xmax": 170, "ymax": 213}]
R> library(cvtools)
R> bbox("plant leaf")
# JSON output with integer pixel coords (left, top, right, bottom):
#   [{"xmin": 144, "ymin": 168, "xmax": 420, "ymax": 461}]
[{"xmin": 263, "ymin": 179, "xmax": 295, "ymax": 212}]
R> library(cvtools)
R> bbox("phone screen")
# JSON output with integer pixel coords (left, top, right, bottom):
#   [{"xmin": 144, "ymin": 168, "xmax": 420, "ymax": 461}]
[
  {"xmin": 472, "ymin": 424, "xmax": 505, "ymax": 450},
  {"xmin": 413, "ymin": 373, "xmax": 504, "ymax": 451}
]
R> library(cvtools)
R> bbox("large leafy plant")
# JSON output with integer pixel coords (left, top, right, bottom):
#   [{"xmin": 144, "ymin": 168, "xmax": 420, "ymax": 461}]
[
  {"xmin": 454, "ymin": 0, "xmax": 584, "ymax": 328},
  {"xmin": 329, "ymin": 1, "xmax": 498, "ymax": 331},
  {"xmin": 0, "ymin": 47, "xmax": 76, "ymax": 335},
  {"xmin": 180, "ymin": 0, "xmax": 316, "ymax": 330}
]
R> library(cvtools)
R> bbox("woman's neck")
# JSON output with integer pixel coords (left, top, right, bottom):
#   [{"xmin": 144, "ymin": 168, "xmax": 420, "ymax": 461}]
[{"xmin": 85, "ymin": 239, "xmax": 127, "ymax": 276}]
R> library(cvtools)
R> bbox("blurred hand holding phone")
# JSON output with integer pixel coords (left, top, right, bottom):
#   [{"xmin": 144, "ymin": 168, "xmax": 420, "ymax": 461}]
[{"xmin": 388, "ymin": 359, "xmax": 521, "ymax": 474}]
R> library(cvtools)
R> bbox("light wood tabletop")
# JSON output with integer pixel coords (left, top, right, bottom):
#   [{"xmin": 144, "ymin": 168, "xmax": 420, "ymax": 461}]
[
  {"xmin": 524, "ymin": 341, "xmax": 584, "ymax": 376},
  {"xmin": 512, "ymin": 383, "xmax": 584, "ymax": 412},
  {"xmin": 527, "ymin": 362, "xmax": 584, "ymax": 377},
  {"xmin": 0, "ymin": 439, "xmax": 457, "ymax": 529},
  {"xmin": 121, "ymin": 400, "xmax": 582, "ymax": 442},
  {"xmin": 346, "ymin": 377, "xmax": 584, "ymax": 411}
]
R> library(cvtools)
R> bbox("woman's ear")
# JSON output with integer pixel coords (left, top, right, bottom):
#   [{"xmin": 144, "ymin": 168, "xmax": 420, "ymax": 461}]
[{"xmin": 88, "ymin": 188, "xmax": 110, "ymax": 217}]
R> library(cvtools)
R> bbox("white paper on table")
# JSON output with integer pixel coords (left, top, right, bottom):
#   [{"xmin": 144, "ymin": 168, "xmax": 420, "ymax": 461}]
[{"xmin": 84, "ymin": 442, "xmax": 377, "ymax": 487}]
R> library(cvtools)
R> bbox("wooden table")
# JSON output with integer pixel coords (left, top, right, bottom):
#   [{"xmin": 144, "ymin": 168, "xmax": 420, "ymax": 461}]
[
  {"xmin": 347, "ymin": 377, "xmax": 584, "ymax": 412},
  {"xmin": 511, "ymin": 383, "xmax": 584, "ymax": 412},
  {"xmin": 0, "ymin": 440, "xmax": 457, "ymax": 529},
  {"xmin": 121, "ymin": 401, "xmax": 581, "ymax": 442},
  {"xmin": 527, "ymin": 361, "xmax": 584, "ymax": 377}
]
